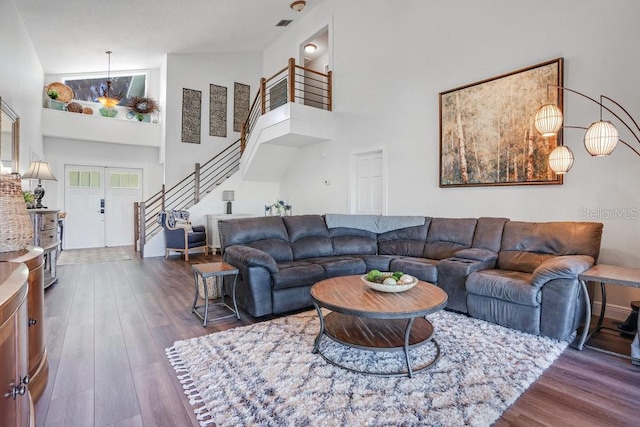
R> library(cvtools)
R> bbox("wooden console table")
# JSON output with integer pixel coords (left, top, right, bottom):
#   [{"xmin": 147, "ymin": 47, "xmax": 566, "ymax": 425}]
[
  {"xmin": 0, "ymin": 246, "xmax": 49, "ymax": 401},
  {"xmin": 576, "ymin": 264, "xmax": 640, "ymax": 365},
  {"xmin": 0, "ymin": 262, "xmax": 35, "ymax": 426}
]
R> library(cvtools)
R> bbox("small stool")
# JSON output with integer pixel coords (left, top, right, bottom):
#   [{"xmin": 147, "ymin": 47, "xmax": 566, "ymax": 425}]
[{"xmin": 191, "ymin": 262, "xmax": 240, "ymax": 326}]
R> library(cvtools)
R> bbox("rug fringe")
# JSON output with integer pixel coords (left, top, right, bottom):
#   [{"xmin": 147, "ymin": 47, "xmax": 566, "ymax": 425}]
[{"xmin": 165, "ymin": 346, "xmax": 214, "ymax": 427}]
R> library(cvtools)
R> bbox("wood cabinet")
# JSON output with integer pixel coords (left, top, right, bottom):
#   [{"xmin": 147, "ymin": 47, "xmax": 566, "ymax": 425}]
[
  {"xmin": 0, "ymin": 261, "xmax": 33, "ymax": 427},
  {"xmin": 28, "ymin": 209, "xmax": 59, "ymax": 288},
  {"xmin": 0, "ymin": 247, "xmax": 48, "ymax": 402}
]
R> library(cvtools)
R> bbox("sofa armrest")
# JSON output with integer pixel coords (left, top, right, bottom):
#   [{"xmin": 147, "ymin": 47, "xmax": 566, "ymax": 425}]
[
  {"xmin": 531, "ymin": 255, "xmax": 595, "ymax": 289},
  {"xmin": 453, "ymin": 248, "xmax": 498, "ymax": 264},
  {"xmin": 224, "ymin": 245, "xmax": 278, "ymax": 273}
]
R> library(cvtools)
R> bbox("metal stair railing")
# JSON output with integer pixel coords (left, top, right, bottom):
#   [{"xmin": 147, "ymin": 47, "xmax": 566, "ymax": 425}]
[{"xmin": 134, "ymin": 138, "xmax": 241, "ymax": 257}]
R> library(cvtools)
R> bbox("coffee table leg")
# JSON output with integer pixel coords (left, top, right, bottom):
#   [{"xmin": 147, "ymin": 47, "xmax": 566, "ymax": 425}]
[
  {"xmin": 312, "ymin": 303, "xmax": 325, "ymax": 354},
  {"xmin": 404, "ymin": 317, "xmax": 416, "ymax": 378}
]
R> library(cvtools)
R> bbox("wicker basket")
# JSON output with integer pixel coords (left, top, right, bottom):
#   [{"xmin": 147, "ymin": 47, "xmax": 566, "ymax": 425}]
[
  {"xmin": 0, "ymin": 174, "xmax": 34, "ymax": 252},
  {"xmin": 197, "ymin": 275, "xmax": 222, "ymax": 300}
]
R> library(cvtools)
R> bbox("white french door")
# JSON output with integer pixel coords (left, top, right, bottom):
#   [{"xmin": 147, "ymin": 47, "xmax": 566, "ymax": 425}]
[{"xmin": 64, "ymin": 165, "xmax": 142, "ymax": 249}]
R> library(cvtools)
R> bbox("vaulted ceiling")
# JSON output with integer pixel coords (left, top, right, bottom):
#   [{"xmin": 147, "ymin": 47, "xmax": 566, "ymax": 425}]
[{"xmin": 16, "ymin": 0, "xmax": 323, "ymax": 74}]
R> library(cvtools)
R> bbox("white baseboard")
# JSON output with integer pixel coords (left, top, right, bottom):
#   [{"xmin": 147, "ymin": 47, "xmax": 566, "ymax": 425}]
[{"xmin": 591, "ymin": 301, "xmax": 631, "ymax": 322}]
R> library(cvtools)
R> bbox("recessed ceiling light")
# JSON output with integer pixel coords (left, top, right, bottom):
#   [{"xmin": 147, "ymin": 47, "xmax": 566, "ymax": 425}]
[
  {"xmin": 304, "ymin": 43, "xmax": 317, "ymax": 54},
  {"xmin": 290, "ymin": 1, "xmax": 306, "ymax": 12}
]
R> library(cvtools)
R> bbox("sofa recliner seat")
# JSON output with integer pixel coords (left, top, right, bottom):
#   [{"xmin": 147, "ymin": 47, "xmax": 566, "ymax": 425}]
[{"xmin": 219, "ymin": 214, "xmax": 603, "ymax": 340}]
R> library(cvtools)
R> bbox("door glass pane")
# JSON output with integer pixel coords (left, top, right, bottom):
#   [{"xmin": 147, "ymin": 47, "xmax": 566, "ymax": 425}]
[
  {"xmin": 110, "ymin": 173, "xmax": 120, "ymax": 188},
  {"xmin": 91, "ymin": 172, "xmax": 101, "ymax": 187},
  {"xmin": 121, "ymin": 174, "xmax": 130, "ymax": 188},
  {"xmin": 80, "ymin": 171, "xmax": 90, "ymax": 187},
  {"xmin": 68, "ymin": 171, "xmax": 79, "ymax": 187},
  {"xmin": 130, "ymin": 174, "xmax": 139, "ymax": 188}
]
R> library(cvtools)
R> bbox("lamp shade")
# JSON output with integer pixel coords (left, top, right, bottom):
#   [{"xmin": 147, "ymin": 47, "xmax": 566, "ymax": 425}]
[
  {"xmin": 21, "ymin": 160, "xmax": 57, "ymax": 181},
  {"xmin": 222, "ymin": 190, "xmax": 235, "ymax": 201},
  {"xmin": 583, "ymin": 120, "xmax": 618, "ymax": 156},
  {"xmin": 548, "ymin": 146, "xmax": 574, "ymax": 174},
  {"xmin": 534, "ymin": 104, "xmax": 564, "ymax": 137}
]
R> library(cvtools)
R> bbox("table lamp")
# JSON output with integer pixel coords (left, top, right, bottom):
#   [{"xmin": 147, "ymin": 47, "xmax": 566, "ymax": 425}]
[
  {"xmin": 222, "ymin": 190, "xmax": 235, "ymax": 214},
  {"xmin": 21, "ymin": 160, "xmax": 57, "ymax": 209}
]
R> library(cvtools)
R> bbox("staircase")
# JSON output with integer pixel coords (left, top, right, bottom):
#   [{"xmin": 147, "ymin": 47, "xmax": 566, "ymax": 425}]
[{"xmin": 135, "ymin": 58, "xmax": 333, "ymax": 257}]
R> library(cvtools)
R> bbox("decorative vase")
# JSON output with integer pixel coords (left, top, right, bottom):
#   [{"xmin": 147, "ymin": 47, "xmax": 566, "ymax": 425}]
[{"xmin": 0, "ymin": 174, "xmax": 34, "ymax": 252}]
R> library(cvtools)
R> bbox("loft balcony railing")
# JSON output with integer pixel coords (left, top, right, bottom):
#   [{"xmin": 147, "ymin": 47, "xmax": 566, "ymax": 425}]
[
  {"xmin": 135, "ymin": 59, "xmax": 332, "ymax": 256},
  {"xmin": 241, "ymin": 58, "xmax": 332, "ymax": 152}
]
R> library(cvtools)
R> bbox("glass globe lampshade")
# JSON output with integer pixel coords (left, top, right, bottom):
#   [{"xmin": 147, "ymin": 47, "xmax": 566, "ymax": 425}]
[
  {"xmin": 534, "ymin": 104, "xmax": 563, "ymax": 137},
  {"xmin": 583, "ymin": 120, "xmax": 618, "ymax": 156},
  {"xmin": 548, "ymin": 145, "xmax": 574, "ymax": 174}
]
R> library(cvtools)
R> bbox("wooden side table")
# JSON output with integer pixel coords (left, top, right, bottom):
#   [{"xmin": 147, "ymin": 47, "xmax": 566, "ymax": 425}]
[
  {"xmin": 576, "ymin": 264, "xmax": 640, "ymax": 365},
  {"xmin": 191, "ymin": 262, "xmax": 240, "ymax": 326}
]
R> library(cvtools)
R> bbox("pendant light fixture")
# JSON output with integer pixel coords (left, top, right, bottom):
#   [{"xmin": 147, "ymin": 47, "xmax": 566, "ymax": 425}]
[{"xmin": 97, "ymin": 51, "xmax": 120, "ymax": 108}]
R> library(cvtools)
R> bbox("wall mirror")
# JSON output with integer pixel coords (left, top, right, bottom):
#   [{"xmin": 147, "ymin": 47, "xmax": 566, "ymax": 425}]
[{"xmin": 0, "ymin": 97, "xmax": 20, "ymax": 174}]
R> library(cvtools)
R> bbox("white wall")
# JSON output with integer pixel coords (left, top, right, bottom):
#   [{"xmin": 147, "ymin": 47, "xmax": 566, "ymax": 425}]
[
  {"xmin": 0, "ymin": 0, "xmax": 44, "ymax": 172},
  {"xmin": 264, "ymin": 0, "xmax": 640, "ymax": 310},
  {"xmin": 44, "ymin": 138, "xmax": 164, "ymax": 211},
  {"xmin": 164, "ymin": 52, "xmax": 262, "ymax": 187}
]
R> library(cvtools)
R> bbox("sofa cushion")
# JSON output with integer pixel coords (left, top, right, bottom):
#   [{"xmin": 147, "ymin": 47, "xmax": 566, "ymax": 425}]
[
  {"xmin": 466, "ymin": 269, "xmax": 539, "ymax": 306},
  {"xmin": 284, "ymin": 215, "xmax": 333, "ymax": 260},
  {"xmin": 219, "ymin": 217, "xmax": 293, "ymax": 262},
  {"xmin": 305, "ymin": 256, "xmax": 367, "ymax": 278},
  {"xmin": 329, "ymin": 227, "xmax": 378, "ymax": 256},
  {"xmin": 423, "ymin": 218, "xmax": 477, "ymax": 260},
  {"xmin": 472, "ymin": 217, "xmax": 509, "ymax": 252},
  {"xmin": 498, "ymin": 221, "xmax": 604, "ymax": 273},
  {"xmin": 359, "ymin": 255, "xmax": 396, "ymax": 272},
  {"xmin": 378, "ymin": 220, "xmax": 431, "ymax": 257},
  {"xmin": 389, "ymin": 257, "xmax": 438, "ymax": 282},
  {"xmin": 272, "ymin": 261, "xmax": 326, "ymax": 290}
]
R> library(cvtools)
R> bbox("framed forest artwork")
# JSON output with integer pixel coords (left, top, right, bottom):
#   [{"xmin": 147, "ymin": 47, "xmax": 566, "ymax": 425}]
[{"xmin": 439, "ymin": 58, "xmax": 564, "ymax": 187}]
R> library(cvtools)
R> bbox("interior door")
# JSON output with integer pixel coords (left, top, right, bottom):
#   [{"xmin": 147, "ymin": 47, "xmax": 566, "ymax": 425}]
[
  {"xmin": 354, "ymin": 150, "xmax": 383, "ymax": 215},
  {"xmin": 64, "ymin": 166, "xmax": 105, "ymax": 249},
  {"xmin": 105, "ymin": 168, "xmax": 142, "ymax": 246}
]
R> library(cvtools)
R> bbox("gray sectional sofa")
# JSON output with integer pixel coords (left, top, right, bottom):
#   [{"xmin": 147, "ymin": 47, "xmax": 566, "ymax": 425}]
[{"xmin": 218, "ymin": 214, "xmax": 603, "ymax": 340}]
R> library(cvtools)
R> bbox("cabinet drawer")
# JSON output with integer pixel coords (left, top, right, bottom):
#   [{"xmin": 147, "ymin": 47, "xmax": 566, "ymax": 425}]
[
  {"xmin": 38, "ymin": 213, "xmax": 58, "ymax": 231},
  {"xmin": 36, "ymin": 229, "xmax": 59, "ymax": 248}
]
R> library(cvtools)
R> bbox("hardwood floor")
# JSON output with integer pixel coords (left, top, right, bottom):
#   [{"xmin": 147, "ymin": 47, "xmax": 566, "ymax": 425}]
[{"xmin": 34, "ymin": 248, "xmax": 640, "ymax": 426}]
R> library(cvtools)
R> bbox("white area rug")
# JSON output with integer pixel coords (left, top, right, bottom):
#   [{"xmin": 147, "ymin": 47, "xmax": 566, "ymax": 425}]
[
  {"xmin": 167, "ymin": 310, "xmax": 568, "ymax": 427},
  {"xmin": 57, "ymin": 247, "xmax": 131, "ymax": 265}
]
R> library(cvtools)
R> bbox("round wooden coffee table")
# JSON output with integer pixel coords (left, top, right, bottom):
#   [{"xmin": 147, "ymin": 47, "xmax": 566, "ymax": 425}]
[{"xmin": 310, "ymin": 275, "xmax": 448, "ymax": 377}]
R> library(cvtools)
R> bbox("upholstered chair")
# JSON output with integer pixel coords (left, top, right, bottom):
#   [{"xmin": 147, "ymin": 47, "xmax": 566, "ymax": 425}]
[{"xmin": 158, "ymin": 210, "xmax": 208, "ymax": 261}]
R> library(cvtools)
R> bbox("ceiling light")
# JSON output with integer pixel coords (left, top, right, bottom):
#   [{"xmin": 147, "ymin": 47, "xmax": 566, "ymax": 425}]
[
  {"xmin": 97, "ymin": 51, "xmax": 121, "ymax": 109},
  {"xmin": 304, "ymin": 43, "xmax": 317, "ymax": 54},
  {"xmin": 290, "ymin": 1, "xmax": 306, "ymax": 12}
]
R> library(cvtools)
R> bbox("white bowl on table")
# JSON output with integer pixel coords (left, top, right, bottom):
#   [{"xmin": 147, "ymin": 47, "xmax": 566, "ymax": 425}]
[{"xmin": 360, "ymin": 273, "xmax": 418, "ymax": 293}]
